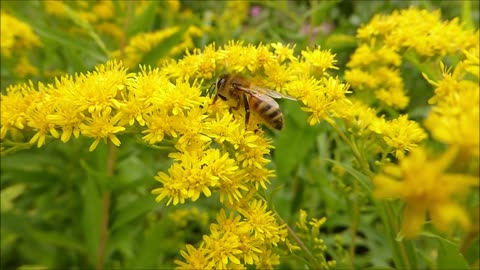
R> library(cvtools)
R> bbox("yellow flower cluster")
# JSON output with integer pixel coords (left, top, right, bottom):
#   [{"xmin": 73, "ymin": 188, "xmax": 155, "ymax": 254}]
[
  {"xmin": 1, "ymin": 61, "xmax": 130, "ymax": 150},
  {"xmin": 374, "ymin": 146, "xmax": 479, "ymax": 238},
  {"xmin": 357, "ymin": 7, "xmax": 478, "ymax": 57},
  {"xmin": 42, "ymin": 0, "xmax": 148, "ymax": 42},
  {"xmin": 424, "ymin": 48, "xmax": 480, "ymax": 158},
  {"xmin": 111, "ymin": 25, "xmax": 203, "ymax": 69},
  {"xmin": 346, "ymin": 7, "xmax": 478, "ymax": 111},
  {"xmin": 345, "ymin": 44, "xmax": 408, "ymax": 109},
  {"xmin": 0, "ymin": 11, "xmax": 42, "ymax": 58},
  {"xmin": 0, "ymin": 11, "xmax": 42, "ymax": 78},
  {"xmin": 1, "ymin": 42, "xmax": 344, "ymax": 268},
  {"xmin": 175, "ymin": 202, "xmax": 287, "ymax": 269},
  {"xmin": 293, "ymin": 210, "xmax": 336, "ymax": 269},
  {"xmin": 364, "ymin": 7, "xmax": 479, "ymax": 238}
]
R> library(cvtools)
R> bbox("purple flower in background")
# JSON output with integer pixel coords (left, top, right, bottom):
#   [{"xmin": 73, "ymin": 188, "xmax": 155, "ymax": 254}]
[{"xmin": 250, "ymin": 6, "xmax": 262, "ymax": 18}]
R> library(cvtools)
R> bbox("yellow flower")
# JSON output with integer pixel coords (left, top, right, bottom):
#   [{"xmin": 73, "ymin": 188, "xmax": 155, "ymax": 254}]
[
  {"xmin": 271, "ymin": 42, "xmax": 297, "ymax": 63},
  {"xmin": 0, "ymin": 11, "xmax": 42, "ymax": 58},
  {"xmin": 43, "ymin": 0, "xmax": 67, "ymax": 17},
  {"xmin": 346, "ymin": 47, "xmax": 408, "ymax": 109},
  {"xmin": 370, "ymin": 114, "xmax": 427, "ymax": 159},
  {"xmin": 14, "ymin": 55, "xmax": 39, "ymax": 78},
  {"xmin": 175, "ymin": 205, "xmax": 286, "ymax": 269},
  {"xmin": 1, "ymin": 83, "xmax": 31, "ymax": 139},
  {"xmin": 238, "ymin": 199, "xmax": 287, "ymax": 245},
  {"xmin": 301, "ymin": 46, "xmax": 338, "ymax": 74},
  {"xmin": 344, "ymin": 69, "xmax": 379, "ymax": 91},
  {"xmin": 110, "ymin": 27, "xmax": 180, "ymax": 68},
  {"xmin": 374, "ymin": 146, "xmax": 479, "ymax": 238},
  {"xmin": 423, "ymin": 49, "xmax": 480, "ymax": 157},
  {"xmin": 218, "ymin": 41, "xmax": 251, "ymax": 73},
  {"xmin": 175, "ymin": 244, "xmax": 212, "ymax": 270},
  {"xmin": 347, "ymin": 44, "xmax": 401, "ymax": 68},
  {"xmin": 80, "ymin": 108, "xmax": 125, "ymax": 151},
  {"xmin": 152, "ymin": 148, "xmax": 239, "ymax": 205},
  {"xmin": 357, "ymin": 7, "xmax": 477, "ymax": 57}
]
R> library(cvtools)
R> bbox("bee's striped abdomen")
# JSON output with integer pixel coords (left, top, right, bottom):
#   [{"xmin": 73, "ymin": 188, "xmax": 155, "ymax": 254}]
[{"xmin": 248, "ymin": 95, "xmax": 284, "ymax": 130}]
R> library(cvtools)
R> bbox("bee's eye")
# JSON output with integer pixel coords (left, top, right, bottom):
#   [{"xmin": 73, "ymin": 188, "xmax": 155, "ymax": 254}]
[{"xmin": 217, "ymin": 77, "xmax": 226, "ymax": 89}]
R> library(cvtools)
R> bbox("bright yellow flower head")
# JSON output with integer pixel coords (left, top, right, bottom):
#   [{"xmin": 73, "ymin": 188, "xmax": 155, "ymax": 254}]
[
  {"xmin": 370, "ymin": 114, "xmax": 427, "ymax": 159},
  {"xmin": 357, "ymin": 7, "xmax": 477, "ymax": 57},
  {"xmin": 0, "ymin": 12, "xmax": 42, "ymax": 58},
  {"xmin": 424, "ymin": 49, "xmax": 480, "ymax": 157},
  {"xmin": 374, "ymin": 146, "xmax": 479, "ymax": 238}
]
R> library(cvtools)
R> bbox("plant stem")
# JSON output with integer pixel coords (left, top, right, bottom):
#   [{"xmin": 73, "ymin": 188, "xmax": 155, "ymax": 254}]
[
  {"xmin": 384, "ymin": 202, "xmax": 411, "ymax": 270},
  {"xmin": 349, "ymin": 181, "xmax": 360, "ymax": 269},
  {"xmin": 329, "ymin": 121, "xmax": 374, "ymax": 178},
  {"xmin": 96, "ymin": 142, "xmax": 116, "ymax": 270},
  {"xmin": 276, "ymin": 215, "xmax": 323, "ymax": 269}
]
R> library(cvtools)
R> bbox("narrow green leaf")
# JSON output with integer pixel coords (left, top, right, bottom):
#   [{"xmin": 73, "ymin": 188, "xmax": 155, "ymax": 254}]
[
  {"xmin": 126, "ymin": 1, "xmax": 159, "ymax": 37},
  {"xmin": 63, "ymin": 5, "xmax": 109, "ymax": 55},
  {"xmin": 436, "ymin": 236, "xmax": 470, "ymax": 269},
  {"xmin": 31, "ymin": 24, "xmax": 107, "ymax": 62},
  {"xmin": 324, "ymin": 159, "xmax": 372, "ymax": 192},
  {"xmin": 82, "ymin": 173, "xmax": 102, "ymax": 266},
  {"xmin": 111, "ymin": 197, "xmax": 157, "ymax": 231},
  {"xmin": 464, "ymin": 235, "xmax": 480, "ymax": 266},
  {"xmin": 139, "ymin": 25, "xmax": 189, "ymax": 67},
  {"xmin": 30, "ymin": 229, "xmax": 85, "ymax": 253}
]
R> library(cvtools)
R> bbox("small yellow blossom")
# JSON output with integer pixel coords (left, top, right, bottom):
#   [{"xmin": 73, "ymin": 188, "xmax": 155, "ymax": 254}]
[
  {"xmin": 111, "ymin": 27, "xmax": 180, "ymax": 68},
  {"xmin": 175, "ymin": 244, "xmax": 212, "ymax": 269},
  {"xmin": 14, "ymin": 55, "xmax": 39, "ymax": 78},
  {"xmin": 271, "ymin": 42, "xmax": 297, "ymax": 63},
  {"xmin": 374, "ymin": 146, "xmax": 479, "ymax": 238},
  {"xmin": 80, "ymin": 109, "xmax": 125, "ymax": 151},
  {"xmin": 357, "ymin": 7, "xmax": 478, "ymax": 57},
  {"xmin": 423, "ymin": 49, "xmax": 480, "ymax": 157},
  {"xmin": 301, "ymin": 46, "xmax": 338, "ymax": 74},
  {"xmin": 370, "ymin": 115, "xmax": 427, "ymax": 159},
  {"xmin": 175, "ymin": 205, "xmax": 286, "ymax": 269},
  {"xmin": 0, "ymin": 12, "xmax": 42, "ymax": 58}
]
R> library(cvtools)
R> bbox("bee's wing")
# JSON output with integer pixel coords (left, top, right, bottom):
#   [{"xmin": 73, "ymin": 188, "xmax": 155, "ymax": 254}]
[{"xmin": 236, "ymin": 85, "xmax": 296, "ymax": 100}]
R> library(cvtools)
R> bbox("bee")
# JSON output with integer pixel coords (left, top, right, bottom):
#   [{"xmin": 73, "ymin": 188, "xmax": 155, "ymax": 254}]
[{"xmin": 212, "ymin": 74, "xmax": 296, "ymax": 130}]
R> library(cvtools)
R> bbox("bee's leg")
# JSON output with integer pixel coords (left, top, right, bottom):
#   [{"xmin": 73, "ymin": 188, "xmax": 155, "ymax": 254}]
[
  {"xmin": 212, "ymin": 94, "xmax": 218, "ymax": 104},
  {"xmin": 243, "ymin": 94, "xmax": 250, "ymax": 129}
]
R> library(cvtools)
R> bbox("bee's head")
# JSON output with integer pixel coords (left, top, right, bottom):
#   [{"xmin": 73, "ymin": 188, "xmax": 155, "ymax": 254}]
[{"xmin": 216, "ymin": 74, "xmax": 229, "ymax": 92}]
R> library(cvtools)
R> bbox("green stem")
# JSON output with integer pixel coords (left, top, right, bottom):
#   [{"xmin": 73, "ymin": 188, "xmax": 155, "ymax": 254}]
[
  {"xmin": 95, "ymin": 142, "xmax": 116, "ymax": 270},
  {"xmin": 329, "ymin": 121, "xmax": 374, "ymax": 178},
  {"xmin": 349, "ymin": 181, "xmax": 360, "ymax": 269},
  {"xmin": 276, "ymin": 215, "xmax": 323, "ymax": 269},
  {"xmin": 383, "ymin": 202, "xmax": 412, "ymax": 270}
]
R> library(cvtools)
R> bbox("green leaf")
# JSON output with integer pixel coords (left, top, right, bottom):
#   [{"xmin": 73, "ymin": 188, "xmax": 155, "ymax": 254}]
[
  {"xmin": 274, "ymin": 101, "xmax": 317, "ymax": 179},
  {"xmin": 126, "ymin": 1, "xmax": 159, "ymax": 37},
  {"xmin": 436, "ymin": 236, "xmax": 470, "ymax": 269},
  {"xmin": 324, "ymin": 159, "xmax": 372, "ymax": 192},
  {"xmin": 139, "ymin": 25, "xmax": 189, "ymax": 67},
  {"xmin": 128, "ymin": 219, "xmax": 178, "ymax": 269},
  {"xmin": 30, "ymin": 22, "xmax": 107, "ymax": 63},
  {"xmin": 111, "ymin": 197, "xmax": 157, "ymax": 231},
  {"xmin": 464, "ymin": 235, "xmax": 480, "ymax": 266},
  {"xmin": 0, "ymin": 184, "xmax": 25, "ymax": 211},
  {"xmin": 82, "ymin": 172, "xmax": 102, "ymax": 267},
  {"xmin": 30, "ymin": 229, "xmax": 85, "ymax": 253}
]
